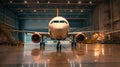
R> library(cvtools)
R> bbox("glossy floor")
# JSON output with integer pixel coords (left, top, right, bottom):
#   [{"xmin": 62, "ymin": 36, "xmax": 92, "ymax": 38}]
[{"xmin": 0, "ymin": 43, "xmax": 120, "ymax": 67}]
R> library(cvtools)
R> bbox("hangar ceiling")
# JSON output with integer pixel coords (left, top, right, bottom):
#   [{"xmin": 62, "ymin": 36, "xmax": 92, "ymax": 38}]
[{"xmin": 0, "ymin": 0, "xmax": 104, "ymax": 20}]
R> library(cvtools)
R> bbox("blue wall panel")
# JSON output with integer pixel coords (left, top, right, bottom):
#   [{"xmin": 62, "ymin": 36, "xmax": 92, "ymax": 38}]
[
  {"xmin": 0, "ymin": 3, "xmax": 19, "ymax": 29},
  {"xmin": 0, "ymin": 3, "xmax": 19, "ymax": 40},
  {"xmin": 20, "ymin": 19, "xmax": 49, "ymax": 30}
]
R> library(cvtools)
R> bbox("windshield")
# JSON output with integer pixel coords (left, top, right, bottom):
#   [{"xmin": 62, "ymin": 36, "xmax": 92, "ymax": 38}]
[
  {"xmin": 51, "ymin": 20, "xmax": 67, "ymax": 24},
  {"xmin": 60, "ymin": 21, "xmax": 67, "ymax": 23}
]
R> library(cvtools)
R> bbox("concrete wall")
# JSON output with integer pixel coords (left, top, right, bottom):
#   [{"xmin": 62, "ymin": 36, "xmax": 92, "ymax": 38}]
[
  {"xmin": 0, "ymin": 4, "xmax": 19, "ymax": 29},
  {"xmin": 0, "ymin": 3, "xmax": 19, "ymax": 43},
  {"xmin": 92, "ymin": 0, "xmax": 120, "ymax": 43}
]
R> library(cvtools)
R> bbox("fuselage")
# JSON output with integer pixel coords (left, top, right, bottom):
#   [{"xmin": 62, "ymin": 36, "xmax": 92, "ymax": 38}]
[{"xmin": 48, "ymin": 16, "xmax": 69, "ymax": 40}]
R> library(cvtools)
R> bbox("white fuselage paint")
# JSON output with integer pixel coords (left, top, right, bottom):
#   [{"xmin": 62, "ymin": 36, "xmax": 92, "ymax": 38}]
[{"xmin": 48, "ymin": 16, "xmax": 69, "ymax": 40}]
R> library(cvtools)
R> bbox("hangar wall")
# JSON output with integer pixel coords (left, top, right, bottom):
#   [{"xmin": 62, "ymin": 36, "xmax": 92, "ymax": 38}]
[
  {"xmin": 19, "ymin": 19, "xmax": 90, "ymax": 42},
  {"xmin": 0, "ymin": 4, "xmax": 19, "ymax": 29},
  {"xmin": 19, "ymin": 12, "xmax": 92, "ymax": 42},
  {"xmin": 0, "ymin": 3, "xmax": 19, "ymax": 43},
  {"xmin": 92, "ymin": 0, "xmax": 120, "ymax": 43}
]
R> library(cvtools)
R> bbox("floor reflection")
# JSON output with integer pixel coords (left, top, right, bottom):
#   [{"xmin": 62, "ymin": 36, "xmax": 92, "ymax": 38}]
[
  {"xmin": 49, "ymin": 51, "xmax": 70, "ymax": 67},
  {"xmin": 31, "ymin": 48, "xmax": 41, "ymax": 62},
  {"xmin": 0, "ymin": 43, "xmax": 120, "ymax": 67}
]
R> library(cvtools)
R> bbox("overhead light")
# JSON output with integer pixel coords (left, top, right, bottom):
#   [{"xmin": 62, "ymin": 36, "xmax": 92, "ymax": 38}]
[
  {"xmin": 70, "ymin": 9, "xmax": 72, "ymax": 12},
  {"xmin": 10, "ymin": 1, "xmax": 13, "ymax": 3},
  {"xmin": 67, "ymin": 0, "xmax": 70, "ymax": 4},
  {"xmin": 64, "ymin": 10, "xmax": 66, "ymax": 12},
  {"xmin": 89, "ymin": 1, "xmax": 92, "ymax": 4},
  {"xmin": 80, "ymin": 10, "xmax": 83, "ymax": 12},
  {"xmin": 78, "ymin": 1, "xmax": 82, "ymax": 4},
  {"xmin": 20, "ymin": 9, "xmax": 23, "ymax": 12},
  {"xmin": 33, "ymin": 9, "xmax": 37, "ymax": 12},
  {"xmin": 24, "ymin": 0, "xmax": 28, "ymax": 4},
  {"xmin": 37, "ymin": 1, "xmax": 40, "ymax": 4},
  {"xmin": 44, "ymin": 9, "xmax": 46, "ymax": 12},
  {"xmin": 48, "ymin": 1, "xmax": 50, "ymax": 4}
]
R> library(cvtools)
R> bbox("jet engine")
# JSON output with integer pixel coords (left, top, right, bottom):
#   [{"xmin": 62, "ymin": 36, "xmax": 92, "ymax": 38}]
[
  {"xmin": 75, "ymin": 33, "xmax": 85, "ymax": 43},
  {"xmin": 31, "ymin": 32, "xmax": 41, "ymax": 43}
]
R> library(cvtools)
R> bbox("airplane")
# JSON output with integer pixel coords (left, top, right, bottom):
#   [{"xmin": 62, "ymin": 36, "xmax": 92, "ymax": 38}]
[{"xmin": 9, "ymin": 8, "xmax": 105, "ymax": 50}]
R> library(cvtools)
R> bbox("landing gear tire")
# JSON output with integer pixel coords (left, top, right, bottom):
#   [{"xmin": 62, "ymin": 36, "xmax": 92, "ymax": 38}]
[
  {"xmin": 59, "ymin": 45, "xmax": 62, "ymax": 51},
  {"xmin": 40, "ymin": 42, "xmax": 45, "ymax": 50},
  {"xmin": 71, "ymin": 42, "xmax": 76, "ymax": 50},
  {"xmin": 56, "ymin": 44, "xmax": 62, "ymax": 51},
  {"xmin": 57, "ymin": 45, "xmax": 59, "ymax": 50},
  {"xmin": 71, "ymin": 42, "xmax": 76, "ymax": 47}
]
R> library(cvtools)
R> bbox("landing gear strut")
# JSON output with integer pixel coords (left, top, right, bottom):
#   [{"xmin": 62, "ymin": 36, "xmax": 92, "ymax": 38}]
[
  {"xmin": 56, "ymin": 41, "xmax": 62, "ymax": 51},
  {"xmin": 71, "ymin": 36, "xmax": 76, "ymax": 47},
  {"xmin": 71, "ymin": 42, "xmax": 76, "ymax": 47},
  {"xmin": 71, "ymin": 36, "xmax": 77, "ymax": 50},
  {"xmin": 40, "ymin": 42, "xmax": 45, "ymax": 50},
  {"xmin": 40, "ymin": 35, "xmax": 45, "ymax": 50}
]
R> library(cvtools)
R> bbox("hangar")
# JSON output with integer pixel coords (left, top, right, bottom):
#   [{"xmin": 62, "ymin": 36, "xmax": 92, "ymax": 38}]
[{"xmin": 0, "ymin": 0, "xmax": 120, "ymax": 67}]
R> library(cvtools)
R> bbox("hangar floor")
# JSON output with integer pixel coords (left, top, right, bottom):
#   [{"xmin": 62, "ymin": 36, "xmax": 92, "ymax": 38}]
[{"xmin": 0, "ymin": 43, "xmax": 120, "ymax": 67}]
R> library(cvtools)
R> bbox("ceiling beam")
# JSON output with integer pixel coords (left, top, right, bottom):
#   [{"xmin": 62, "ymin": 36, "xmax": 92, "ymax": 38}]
[
  {"xmin": 14, "ymin": 8, "xmax": 91, "ymax": 11},
  {"xmin": 5, "ymin": 3, "xmax": 95, "ymax": 5},
  {"xmin": 18, "ymin": 17, "xmax": 88, "ymax": 20}
]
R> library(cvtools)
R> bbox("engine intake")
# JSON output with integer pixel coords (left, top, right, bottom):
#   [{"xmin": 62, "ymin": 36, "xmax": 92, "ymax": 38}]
[
  {"xmin": 76, "ymin": 33, "xmax": 85, "ymax": 43},
  {"xmin": 31, "ymin": 32, "xmax": 41, "ymax": 43}
]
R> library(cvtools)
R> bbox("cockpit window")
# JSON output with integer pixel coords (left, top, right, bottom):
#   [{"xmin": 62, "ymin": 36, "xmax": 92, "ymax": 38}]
[
  {"xmin": 60, "ymin": 21, "xmax": 67, "ymax": 24},
  {"xmin": 51, "ymin": 20, "xmax": 68, "ymax": 24},
  {"xmin": 51, "ymin": 21, "xmax": 59, "ymax": 24}
]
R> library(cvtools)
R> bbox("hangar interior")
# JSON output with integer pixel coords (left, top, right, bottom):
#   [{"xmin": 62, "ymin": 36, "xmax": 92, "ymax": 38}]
[{"xmin": 0, "ymin": 0, "xmax": 120, "ymax": 67}]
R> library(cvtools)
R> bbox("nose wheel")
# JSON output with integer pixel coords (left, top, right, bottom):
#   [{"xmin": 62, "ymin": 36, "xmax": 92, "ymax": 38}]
[{"xmin": 56, "ymin": 41, "xmax": 62, "ymax": 51}]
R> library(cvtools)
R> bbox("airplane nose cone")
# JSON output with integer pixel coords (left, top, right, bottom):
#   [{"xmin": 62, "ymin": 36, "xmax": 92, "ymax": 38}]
[{"xmin": 52, "ymin": 24, "xmax": 67, "ymax": 30}]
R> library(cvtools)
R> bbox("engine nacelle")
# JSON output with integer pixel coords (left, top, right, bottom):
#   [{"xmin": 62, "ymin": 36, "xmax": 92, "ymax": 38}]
[
  {"xmin": 75, "ymin": 33, "xmax": 85, "ymax": 43},
  {"xmin": 31, "ymin": 32, "xmax": 41, "ymax": 43}
]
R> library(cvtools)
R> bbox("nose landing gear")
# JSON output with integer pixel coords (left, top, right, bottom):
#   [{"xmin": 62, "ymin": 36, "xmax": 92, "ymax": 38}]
[{"xmin": 56, "ymin": 41, "xmax": 62, "ymax": 51}]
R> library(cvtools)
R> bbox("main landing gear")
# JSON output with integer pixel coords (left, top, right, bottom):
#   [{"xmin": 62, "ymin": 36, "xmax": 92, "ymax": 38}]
[
  {"xmin": 71, "ymin": 36, "xmax": 77, "ymax": 50},
  {"xmin": 40, "ymin": 35, "xmax": 45, "ymax": 50},
  {"xmin": 40, "ymin": 42, "xmax": 45, "ymax": 47}
]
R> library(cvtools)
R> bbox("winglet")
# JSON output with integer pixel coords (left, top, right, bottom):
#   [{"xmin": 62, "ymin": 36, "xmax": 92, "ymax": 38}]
[{"xmin": 56, "ymin": 8, "xmax": 59, "ymax": 16}]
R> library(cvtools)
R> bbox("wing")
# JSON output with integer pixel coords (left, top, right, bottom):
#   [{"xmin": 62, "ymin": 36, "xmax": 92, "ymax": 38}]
[
  {"xmin": 68, "ymin": 30, "xmax": 105, "ymax": 36},
  {"xmin": 9, "ymin": 29, "xmax": 50, "ymax": 37}
]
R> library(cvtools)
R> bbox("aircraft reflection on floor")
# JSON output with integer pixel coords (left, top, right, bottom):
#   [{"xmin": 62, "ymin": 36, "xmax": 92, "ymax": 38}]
[
  {"xmin": 31, "ymin": 48, "xmax": 41, "ymax": 62},
  {"xmin": 20, "ymin": 43, "xmax": 120, "ymax": 67},
  {"xmin": 1, "ymin": 42, "xmax": 120, "ymax": 67},
  {"xmin": 48, "ymin": 51, "xmax": 70, "ymax": 67}
]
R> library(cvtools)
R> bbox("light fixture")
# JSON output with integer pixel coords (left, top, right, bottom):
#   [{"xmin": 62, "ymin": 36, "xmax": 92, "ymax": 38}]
[
  {"xmin": 78, "ymin": 1, "xmax": 82, "ymax": 4},
  {"xmin": 44, "ymin": 9, "xmax": 46, "ymax": 12},
  {"xmin": 70, "ymin": 9, "xmax": 72, "ymax": 12},
  {"xmin": 80, "ymin": 10, "xmax": 83, "ymax": 12},
  {"xmin": 20, "ymin": 9, "xmax": 23, "ymax": 12},
  {"xmin": 89, "ymin": 1, "xmax": 92, "ymax": 4},
  {"xmin": 24, "ymin": 0, "xmax": 28, "ymax": 4},
  {"xmin": 67, "ymin": 0, "xmax": 70, "ymax": 4},
  {"xmin": 33, "ymin": 9, "xmax": 37, "ymax": 12},
  {"xmin": 37, "ymin": 1, "xmax": 40, "ymax": 4},
  {"xmin": 48, "ymin": 1, "xmax": 50, "ymax": 4},
  {"xmin": 10, "ymin": 1, "xmax": 13, "ymax": 3},
  {"xmin": 64, "ymin": 10, "xmax": 66, "ymax": 12}
]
